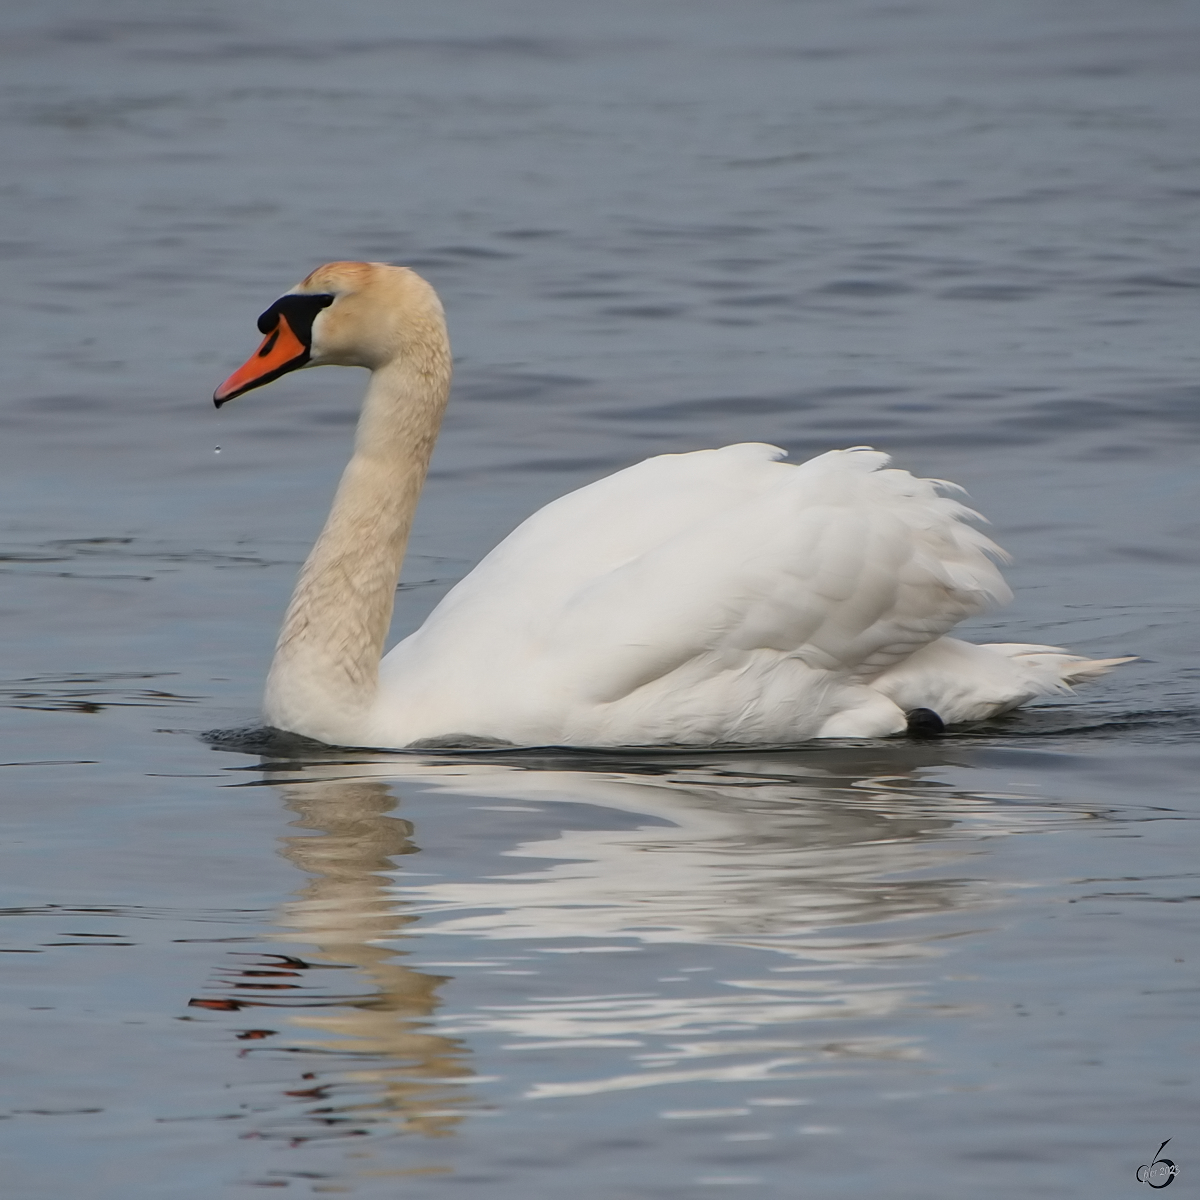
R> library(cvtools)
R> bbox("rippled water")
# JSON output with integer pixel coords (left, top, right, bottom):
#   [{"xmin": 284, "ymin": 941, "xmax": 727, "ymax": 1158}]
[{"xmin": 2, "ymin": 1, "xmax": 1198, "ymax": 1196}]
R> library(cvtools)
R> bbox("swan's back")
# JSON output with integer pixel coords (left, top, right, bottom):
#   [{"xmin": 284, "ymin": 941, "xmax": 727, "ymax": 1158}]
[{"xmin": 374, "ymin": 444, "xmax": 1009, "ymax": 746}]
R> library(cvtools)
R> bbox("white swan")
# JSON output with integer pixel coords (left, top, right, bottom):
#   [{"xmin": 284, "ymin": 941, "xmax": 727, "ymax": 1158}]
[{"xmin": 214, "ymin": 261, "xmax": 1131, "ymax": 748}]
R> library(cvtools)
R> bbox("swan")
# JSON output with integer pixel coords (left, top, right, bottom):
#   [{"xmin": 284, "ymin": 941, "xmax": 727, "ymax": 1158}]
[{"xmin": 213, "ymin": 261, "xmax": 1131, "ymax": 748}]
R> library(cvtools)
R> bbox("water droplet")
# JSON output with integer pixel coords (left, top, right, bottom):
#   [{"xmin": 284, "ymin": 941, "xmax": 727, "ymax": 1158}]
[{"xmin": 214, "ymin": 446, "xmax": 221, "ymax": 454}]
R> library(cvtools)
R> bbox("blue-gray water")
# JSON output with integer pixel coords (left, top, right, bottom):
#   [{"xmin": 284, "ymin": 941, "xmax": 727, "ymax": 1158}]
[{"xmin": 1, "ymin": 1, "xmax": 1198, "ymax": 1196}]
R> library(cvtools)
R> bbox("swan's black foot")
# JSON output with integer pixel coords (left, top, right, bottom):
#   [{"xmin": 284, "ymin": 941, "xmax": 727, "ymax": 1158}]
[{"xmin": 905, "ymin": 708, "xmax": 945, "ymax": 738}]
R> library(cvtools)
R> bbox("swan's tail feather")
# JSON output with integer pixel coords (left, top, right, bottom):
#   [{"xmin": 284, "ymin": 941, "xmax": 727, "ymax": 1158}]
[
  {"xmin": 1056, "ymin": 655, "xmax": 1138, "ymax": 684},
  {"xmin": 873, "ymin": 639, "xmax": 1136, "ymax": 727},
  {"xmin": 979, "ymin": 643, "xmax": 1137, "ymax": 689}
]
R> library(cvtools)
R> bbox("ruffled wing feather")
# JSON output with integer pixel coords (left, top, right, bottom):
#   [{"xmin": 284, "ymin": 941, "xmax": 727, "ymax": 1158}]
[{"xmin": 378, "ymin": 444, "xmax": 1010, "ymax": 743}]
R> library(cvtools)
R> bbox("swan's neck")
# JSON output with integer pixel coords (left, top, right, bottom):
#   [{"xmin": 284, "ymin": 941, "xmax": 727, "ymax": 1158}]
[{"xmin": 264, "ymin": 353, "xmax": 451, "ymax": 743}]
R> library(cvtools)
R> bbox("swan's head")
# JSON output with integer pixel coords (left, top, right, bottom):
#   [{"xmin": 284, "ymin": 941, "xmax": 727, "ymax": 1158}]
[{"xmin": 213, "ymin": 261, "xmax": 447, "ymax": 407}]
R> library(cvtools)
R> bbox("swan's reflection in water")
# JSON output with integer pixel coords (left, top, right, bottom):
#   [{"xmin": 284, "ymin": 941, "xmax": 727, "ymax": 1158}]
[
  {"xmin": 227, "ymin": 746, "xmax": 1092, "ymax": 1138},
  {"xmin": 271, "ymin": 779, "xmax": 475, "ymax": 1138},
  {"xmin": 200, "ymin": 778, "xmax": 476, "ymax": 1144}
]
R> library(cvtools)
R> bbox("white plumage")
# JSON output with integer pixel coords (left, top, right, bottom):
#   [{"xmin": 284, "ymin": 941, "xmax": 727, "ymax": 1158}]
[
  {"xmin": 376, "ymin": 444, "xmax": 1016, "ymax": 744},
  {"xmin": 214, "ymin": 262, "xmax": 1132, "ymax": 749}
]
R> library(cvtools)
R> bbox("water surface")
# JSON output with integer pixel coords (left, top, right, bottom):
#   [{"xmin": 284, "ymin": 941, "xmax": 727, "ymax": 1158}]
[{"xmin": 1, "ymin": 1, "xmax": 1198, "ymax": 1196}]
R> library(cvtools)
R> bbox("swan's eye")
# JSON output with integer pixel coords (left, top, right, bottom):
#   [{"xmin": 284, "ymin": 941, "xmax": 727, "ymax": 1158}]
[{"xmin": 256, "ymin": 293, "xmax": 336, "ymax": 342}]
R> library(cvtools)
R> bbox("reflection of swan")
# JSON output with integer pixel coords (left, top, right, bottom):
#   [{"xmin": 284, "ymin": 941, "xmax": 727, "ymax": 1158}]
[
  {"xmin": 266, "ymin": 751, "xmax": 1074, "ymax": 959},
  {"xmin": 378, "ymin": 759, "xmax": 986, "ymax": 955},
  {"xmin": 270, "ymin": 778, "xmax": 475, "ymax": 1138},
  {"xmin": 214, "ymin": 261, "xmax": 1130, "ymax": 749},
  {"xmin": 243, "ymin": 751, "xmax": 1092, "ymax": 1104}
]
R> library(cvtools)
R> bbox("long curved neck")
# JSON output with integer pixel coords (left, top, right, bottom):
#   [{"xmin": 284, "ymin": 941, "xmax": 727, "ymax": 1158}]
[{"xmin": 264, "ymin": 351, "xmax": 451, "ymax": 744}]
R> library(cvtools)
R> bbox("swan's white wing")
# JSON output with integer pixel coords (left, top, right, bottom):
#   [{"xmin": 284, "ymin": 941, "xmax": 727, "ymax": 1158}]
[
  {"xmin": 537, "ymin": 448, "xmax": 1009, "ymax": 699},
  {"xmin": 377, "ymin": 445, "xmax": 1009, "ymax": 744},
  {"xmin": 413, "ymin": 442, "xmax": 798, "ymax": 621}
]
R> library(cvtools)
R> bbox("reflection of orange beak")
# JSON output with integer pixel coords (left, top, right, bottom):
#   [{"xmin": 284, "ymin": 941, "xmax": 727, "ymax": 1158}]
[{"xmin": 213, "ymin": 314, "xmax": 308, "ymax": 407}]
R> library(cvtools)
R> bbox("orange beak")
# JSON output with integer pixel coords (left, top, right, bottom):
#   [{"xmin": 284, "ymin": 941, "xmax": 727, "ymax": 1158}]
[{"xmin": 213, "ymin": 314, "xmax": 309, "ymax": 407}]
